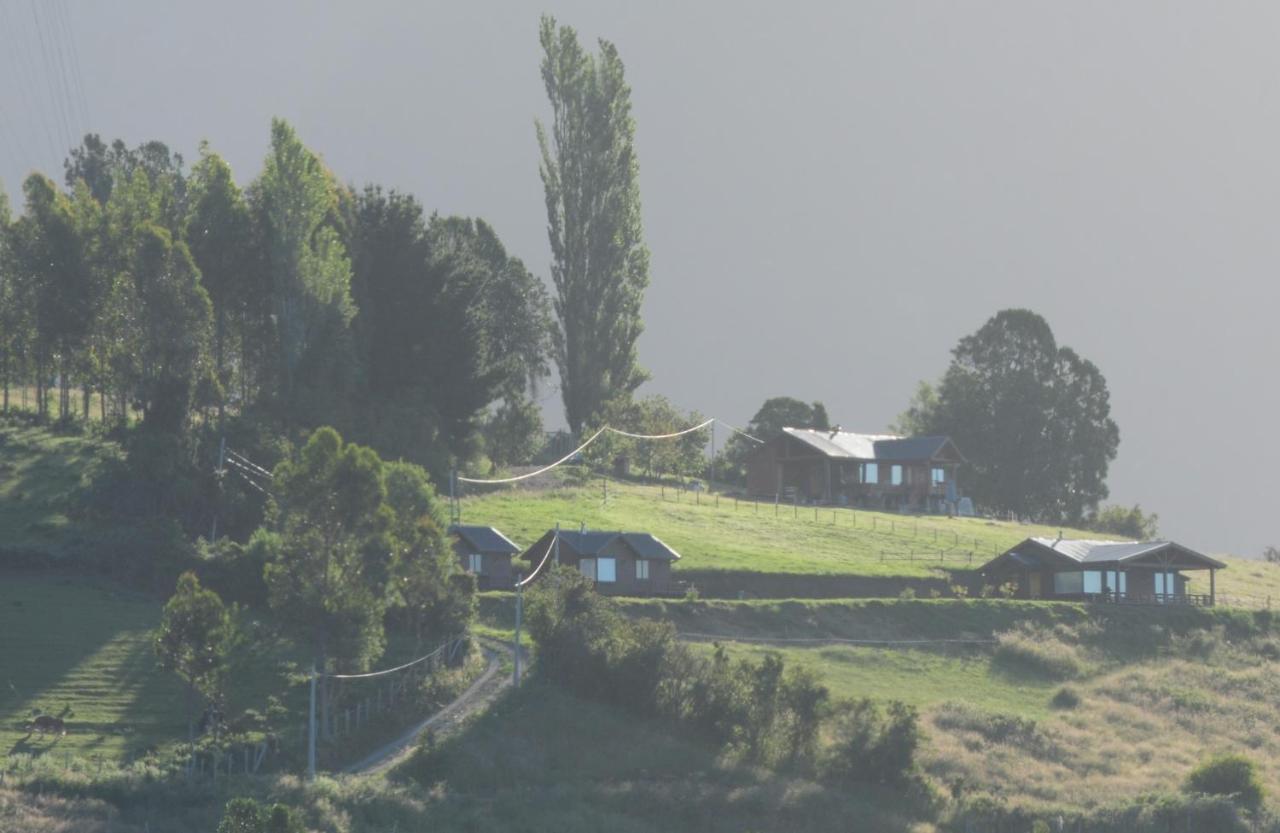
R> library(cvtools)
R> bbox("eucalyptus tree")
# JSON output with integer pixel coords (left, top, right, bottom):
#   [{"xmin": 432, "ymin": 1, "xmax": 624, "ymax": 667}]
[
  {"xmin": 186, "ymin": 145, "xmax": 254, "ymax": 422},
  {"xmin": 897, "ymin": 308, "xmax": 1120, "ymax": 522},
  {"xmin": 9, "ymin": 174, "xmax": 92, "ymax": 420},
  {"xmin": 252, "ymin": 119, "xmax": 354, "ymax": 407},
  {"xmin": 537, "ymin": 15, "xmax": 650, "ymax": 434}
]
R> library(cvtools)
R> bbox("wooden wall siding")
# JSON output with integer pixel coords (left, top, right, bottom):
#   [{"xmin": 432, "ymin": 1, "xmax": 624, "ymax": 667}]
[
  {"xmin": 552, "ymin": 540, "xmax": 674, "ymax": 596},
  {"xmin": 451, "ymin": 539, "xmax": 514, "ymax": 590},
  {"xmin": 745, "ymin": 435, "xmax": 960, "ymax": 510}
]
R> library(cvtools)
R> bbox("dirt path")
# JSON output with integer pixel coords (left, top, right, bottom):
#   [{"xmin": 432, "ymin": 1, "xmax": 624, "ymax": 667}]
[{"xmin": 341, "ymin": 640, "xmax": 514, "ymax": 776}]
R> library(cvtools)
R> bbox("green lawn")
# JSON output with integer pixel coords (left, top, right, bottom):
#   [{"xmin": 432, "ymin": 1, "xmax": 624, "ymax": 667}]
[
  {"xmin": 0, "ymin": 421, "xmax": 120, "ymax": 559},
  {"xmin": 0, "ymin": 576, "xmax": 308, "ymax": 766},
  {"xmin": 693, "ymin": 641, "xmax": 1059, "ymax": 718},
  {"xmin": 463, "ymin": 476, "xmax": 1278, "ymax": 603},
  {"xmin": 0, "ymin": 576, "xmax": 187, "ymax": 762}
]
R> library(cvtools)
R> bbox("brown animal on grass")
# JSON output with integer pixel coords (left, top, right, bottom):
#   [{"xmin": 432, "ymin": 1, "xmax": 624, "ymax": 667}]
[{"xmin": 27, "ymin": 715, "xmax": 66, "ymax": 737}]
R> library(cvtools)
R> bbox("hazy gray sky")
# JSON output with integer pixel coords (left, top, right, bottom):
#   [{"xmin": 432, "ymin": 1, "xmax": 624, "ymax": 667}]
[{"xmin": 2, "ymin": 1, "xmax": 1276, "ymax": 557}]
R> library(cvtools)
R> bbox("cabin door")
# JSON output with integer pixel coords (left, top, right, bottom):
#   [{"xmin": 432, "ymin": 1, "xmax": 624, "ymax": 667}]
[{"xmin": 1028, "ymin": 573, "xmax": 1042, "ymax": 599}]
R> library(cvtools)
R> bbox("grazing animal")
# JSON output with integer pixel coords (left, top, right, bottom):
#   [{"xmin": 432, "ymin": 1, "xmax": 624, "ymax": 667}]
[{"xmin": 28, "ymin": 715, "xmax": 66, "ymax": 737}]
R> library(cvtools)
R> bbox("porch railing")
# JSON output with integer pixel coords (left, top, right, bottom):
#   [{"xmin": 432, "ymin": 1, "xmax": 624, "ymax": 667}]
[{"xmin": 1078, "ymin": 592, "xmax": 1214, "ymax": 607}]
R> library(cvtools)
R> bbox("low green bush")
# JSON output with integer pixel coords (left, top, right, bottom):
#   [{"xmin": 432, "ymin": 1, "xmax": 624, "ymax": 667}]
[
  {"xmin": 992, "ymin": 624, "xmax": 1083, "ymax": 680},
  {"xmin": 1050, "ymin": 685, "xmax": 1081, "ymax": 709},
  {"xmin": 1184, "ymin": 754, "xmax": 1264, "ymax": 810}
]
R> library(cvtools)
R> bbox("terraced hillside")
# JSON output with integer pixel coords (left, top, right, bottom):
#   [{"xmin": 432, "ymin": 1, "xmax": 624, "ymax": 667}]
[{"xmin": 461, "ymin": 477, "xmax": 1274, "ymax": 601}]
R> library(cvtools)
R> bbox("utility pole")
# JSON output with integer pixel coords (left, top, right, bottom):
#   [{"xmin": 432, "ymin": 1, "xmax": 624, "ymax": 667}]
[
  {"xmin": 513, "ymin": 580, "xmax": 523, "ymax": 687},
  {"xmin": 210, "ymin": 436, "xmax": 226, "ymax": 542},
  {"xmin": 710, "ymin": 421, "xmax": 716, "ymax": 487},
  {"xmin": 449, "ymin": 468, "xmax": 460, "ymax": 526},
  {"xmin": 307, "ymin": 664, "xmax": 317, "ymax": 781}
]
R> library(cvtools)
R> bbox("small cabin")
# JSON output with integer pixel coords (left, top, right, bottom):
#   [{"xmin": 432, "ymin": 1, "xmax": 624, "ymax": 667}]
[
  {"xmin": 520, "ymin": 529, "xmax": 681, "ymax": 596},
  {"xmin": 745, "ymin": 427, "xmax": 965, "ymax": 513},
  {"xmin": 979, "ymin": 537, "xmax": 1226, "ymax": 606},
  {"xmin": 449, "ymin": 525, "xmax": 521, "ymax": 590}
]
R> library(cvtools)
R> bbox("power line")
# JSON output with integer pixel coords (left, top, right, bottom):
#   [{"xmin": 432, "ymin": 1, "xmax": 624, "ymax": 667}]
[
  {"xmin": 324, "ymin": 636, "xmax": 461, "ymax": 680},
  {"xmin": 51, "ymin": 0, "xmax": 90, "ymax": 131},
  {"xmin": 2, "ymin": 1, "xmax": 60, "ymax": 168},
  {"xmin": 28, "ymin": 0, "xmax": 74, "ymax": 155}
]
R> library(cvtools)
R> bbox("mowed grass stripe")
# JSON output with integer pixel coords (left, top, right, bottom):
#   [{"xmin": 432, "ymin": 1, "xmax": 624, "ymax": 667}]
[
  {"xmin": 462, "ymin": 479, "xmax": 1108, "ymax": 578},
  {"xmin": 0, "ymin": 577, "xmax": 186, "ymax": 762}
]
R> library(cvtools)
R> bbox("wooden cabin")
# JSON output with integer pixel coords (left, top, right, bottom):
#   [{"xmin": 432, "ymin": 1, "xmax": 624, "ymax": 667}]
[
  {"xmin": 519, "ymin": 529, "xmax": 681, "ymax": 596},
  {"xmin": 745, "ymin": 427, "xmax": 965, "ymax": 512},
  {"xmin": 449, "ymin": 525, "xmax": 521, "ymax": 590},
  {"xmin": 979, "ymin": 537, "xmax": 1226, "ymax": 606}
]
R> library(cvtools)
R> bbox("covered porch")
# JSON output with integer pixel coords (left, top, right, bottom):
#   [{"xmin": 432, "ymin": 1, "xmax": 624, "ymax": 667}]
[{"xmin": 980, "ymin": 538, "xmax": 1226, "ymax": 607}]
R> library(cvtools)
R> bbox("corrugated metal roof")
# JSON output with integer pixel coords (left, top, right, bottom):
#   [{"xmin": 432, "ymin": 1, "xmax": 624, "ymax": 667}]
[
  {"xmin": 450, "ymin": 525, "xmax": 520, "ymax": 554},
  {"xmin": 1028, "ymin": 537, "xmax": 1225, "ymax": 568},
  {"xmin": 782, "ymin": 428, "xmax": 953, "ymax": 462},
  {"xmin": 541, "ymin": 530, "xmax": 682, "ymax": 561}
]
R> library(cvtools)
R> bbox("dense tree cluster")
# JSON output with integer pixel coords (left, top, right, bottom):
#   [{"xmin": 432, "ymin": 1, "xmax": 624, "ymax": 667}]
[
  {"xmin": 523, "ymin": 566, "xmax": 920, "ymax": 784},
  {"xmin": 717, "ymin": 396, "xmax": 831, "ymax": 485},
  {"xmin": 0, "ymin": 121, "xmax": 552, "ymax": 474},
  {"xmin": 897, "ymin": 309, "xmax": 1120, "ymax": 523}
]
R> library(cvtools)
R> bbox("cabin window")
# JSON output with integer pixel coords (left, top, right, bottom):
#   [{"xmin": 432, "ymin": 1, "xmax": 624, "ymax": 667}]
[
  {"xmin": 891, "ymin": 465, "xmax": 903, "ymax": 486},
  {"xmin": 1053, "ymin": 572, "xmax": 1084, "ymax": 594},
  {"xmin": 636, "ymin": 559, "xmax": 650, "ymax": 580},
  {"xmin": 1082, "ymin": 571, "xmax": 1102, "ymax": 594},
  {"xmin": 597, "ymin": 557, "xmax": 617, "ymax": 583},
  {"xmin": 579, "ymin": 558, "xmax": 596, "ymax": 581},
  {"xmin": 467, "ymin": 553, "xmax": 483, "ymax": 573},
  {"xmin": 931, "ymin": 467, "xmax": 945, "ymax": 484},
  {"xmin": 862, "ymin": 463, "xmax": 878, "ymax": 484},
  {"xmin": 1155, "ymin": 573, "xmax": 1177, "ymax": 598}
]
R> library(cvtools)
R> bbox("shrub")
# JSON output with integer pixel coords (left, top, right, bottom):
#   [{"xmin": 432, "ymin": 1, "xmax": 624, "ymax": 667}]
[
  {"xmin": 823, "ymin": 698, "xmax": 920, "ymax": 785},
  {"xmin": 1184, "ymin": 754, "xmax": 1264, "ymax": 810},
  {"xmin": 217, "ymin": 798, "xmax": 304, "ymax": 833},
  {"xmin": 993, "ymin": 624, "xmax": 1083, "ymax": 680},
  {"xmin": 933, "ymin": 703, "xmax": 1060, "ymax": 759},
  {"xmin": 1051, "ymin": 686, "xmax": 1081, "ymax": 709}
]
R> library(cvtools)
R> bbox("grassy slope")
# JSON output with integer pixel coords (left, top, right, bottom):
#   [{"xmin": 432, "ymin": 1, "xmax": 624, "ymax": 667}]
[
  {"xmin": 461, "ymin": 478, "xmax": 1277, "ymax": 597},
  {"xmin": 389, "ymin": 681, "xmax": 929, "ymax": 833},
  {"xmin": 0, "ymin": 576, "xmax": 308, "ymax": 765},
  {"xmin": 0, "ymin": 422, "xmax": 119, "ymax": 559},
  {"xmin": 0, "ymin": 577, "xmax": 186, "ymax": 762}
]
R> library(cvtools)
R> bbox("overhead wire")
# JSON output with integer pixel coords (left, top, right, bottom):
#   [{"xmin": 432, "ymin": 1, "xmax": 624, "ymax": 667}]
[
  {"xmin": 28, "ymin": 0, "xmax": 73, "ymax": 155},
  {"xmin": 456, "ymin": 426, "xmax": 607, "ymax": 484},
  {"xmin": 325, "ymin": 637, "xmax": 460, "ymax": 680},
  {"xmin": 516, "ymin": 530, "xmax": 558, "ymax": 589},
  {"xmin": 3, "ymin": 1, "xmax": 60, "ymax": 169}
]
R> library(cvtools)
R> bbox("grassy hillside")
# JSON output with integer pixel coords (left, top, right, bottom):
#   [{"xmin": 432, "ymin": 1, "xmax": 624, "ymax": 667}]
[
  {"xmin": 0, "ymin": 576, "xmax": 308, "ymax": 765},
  {"xmin": 663, "ymin": 600, "xmax": 1280, "ymax": 816},
  {"xmin": 462, "ymin": 477, "xmax": 1279, "ymax": 602},
  {"xmin": 391, "ymin": 681, "xmax": 930, "ymax": 833},
  {"xmin": 0, "ymin": 421, "xmax": 120, "ymax": 560}
]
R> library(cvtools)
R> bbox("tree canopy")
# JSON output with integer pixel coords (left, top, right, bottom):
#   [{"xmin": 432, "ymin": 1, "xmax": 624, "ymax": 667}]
[
  {"xmin": 538, "ymin": 15, "xmax": 650, "ymax": 434},
  {"xmin": 897, "ymin": 309, "xmax": 1119, "ymax": 522}
]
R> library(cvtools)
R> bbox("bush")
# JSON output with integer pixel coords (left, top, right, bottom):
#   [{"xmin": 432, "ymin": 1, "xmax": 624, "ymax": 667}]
[
  {"xmin": 217, "ymin": 798, "xmax": 304, "ymax": 833},
  {"xmin": 527, "ymin": 567, "xmax": 831, "ymax": 772},
  {"xmin": 1184, "ymin": 754, "xmax": 1264, "ymax": 810},
  {"xmin": 1051, "ymin": 685, "xmax": 1081, "ymax": 709},
  {"xmin": 993, "ymin": 624, "xmax": 1083, "ymax": 680},
  {"xmin": 823, "ymin": 698, "xmax": 920, "ymax": 785}
]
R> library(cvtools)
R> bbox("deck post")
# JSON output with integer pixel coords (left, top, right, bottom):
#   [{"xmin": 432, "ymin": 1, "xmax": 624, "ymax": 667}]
[{"xmin": 1209, "ymin": 568, "xmax": 1216, "ymax": 607}]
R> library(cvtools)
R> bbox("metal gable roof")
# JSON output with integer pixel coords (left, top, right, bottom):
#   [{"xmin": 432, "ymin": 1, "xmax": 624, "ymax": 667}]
[
  {"xmin": 1026, "ymin": 537, "xmax": 1226, "ymax": 568},
  {"xmin": 782, "ymin": 428, "xmax": 955, "ymax": 462},
  {"xmin": 449, "ymin": 525, "xmax": 520, "ymax": 555},
  {"xmin": 536, "ymin": 530, "xmax": 682, "ymax": 561}
]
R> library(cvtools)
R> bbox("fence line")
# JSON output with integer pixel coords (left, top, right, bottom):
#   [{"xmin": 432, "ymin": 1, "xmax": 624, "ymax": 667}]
[{"xmin": 678, "ymin": 631, "xmax": 996, "ymax": 646}]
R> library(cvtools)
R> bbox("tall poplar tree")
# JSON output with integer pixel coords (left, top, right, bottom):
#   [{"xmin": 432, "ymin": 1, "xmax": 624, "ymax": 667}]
[
  {"xmin": 186, "ymin": 145, "xmax": 253, "ymax": 423},
  {"xmin": 253, "ymin": 119, "xmax": 354, "ymax": 406},
  {"xmin": 537, "ymin": 15, "xmax": 650, "ymax": 434}
]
